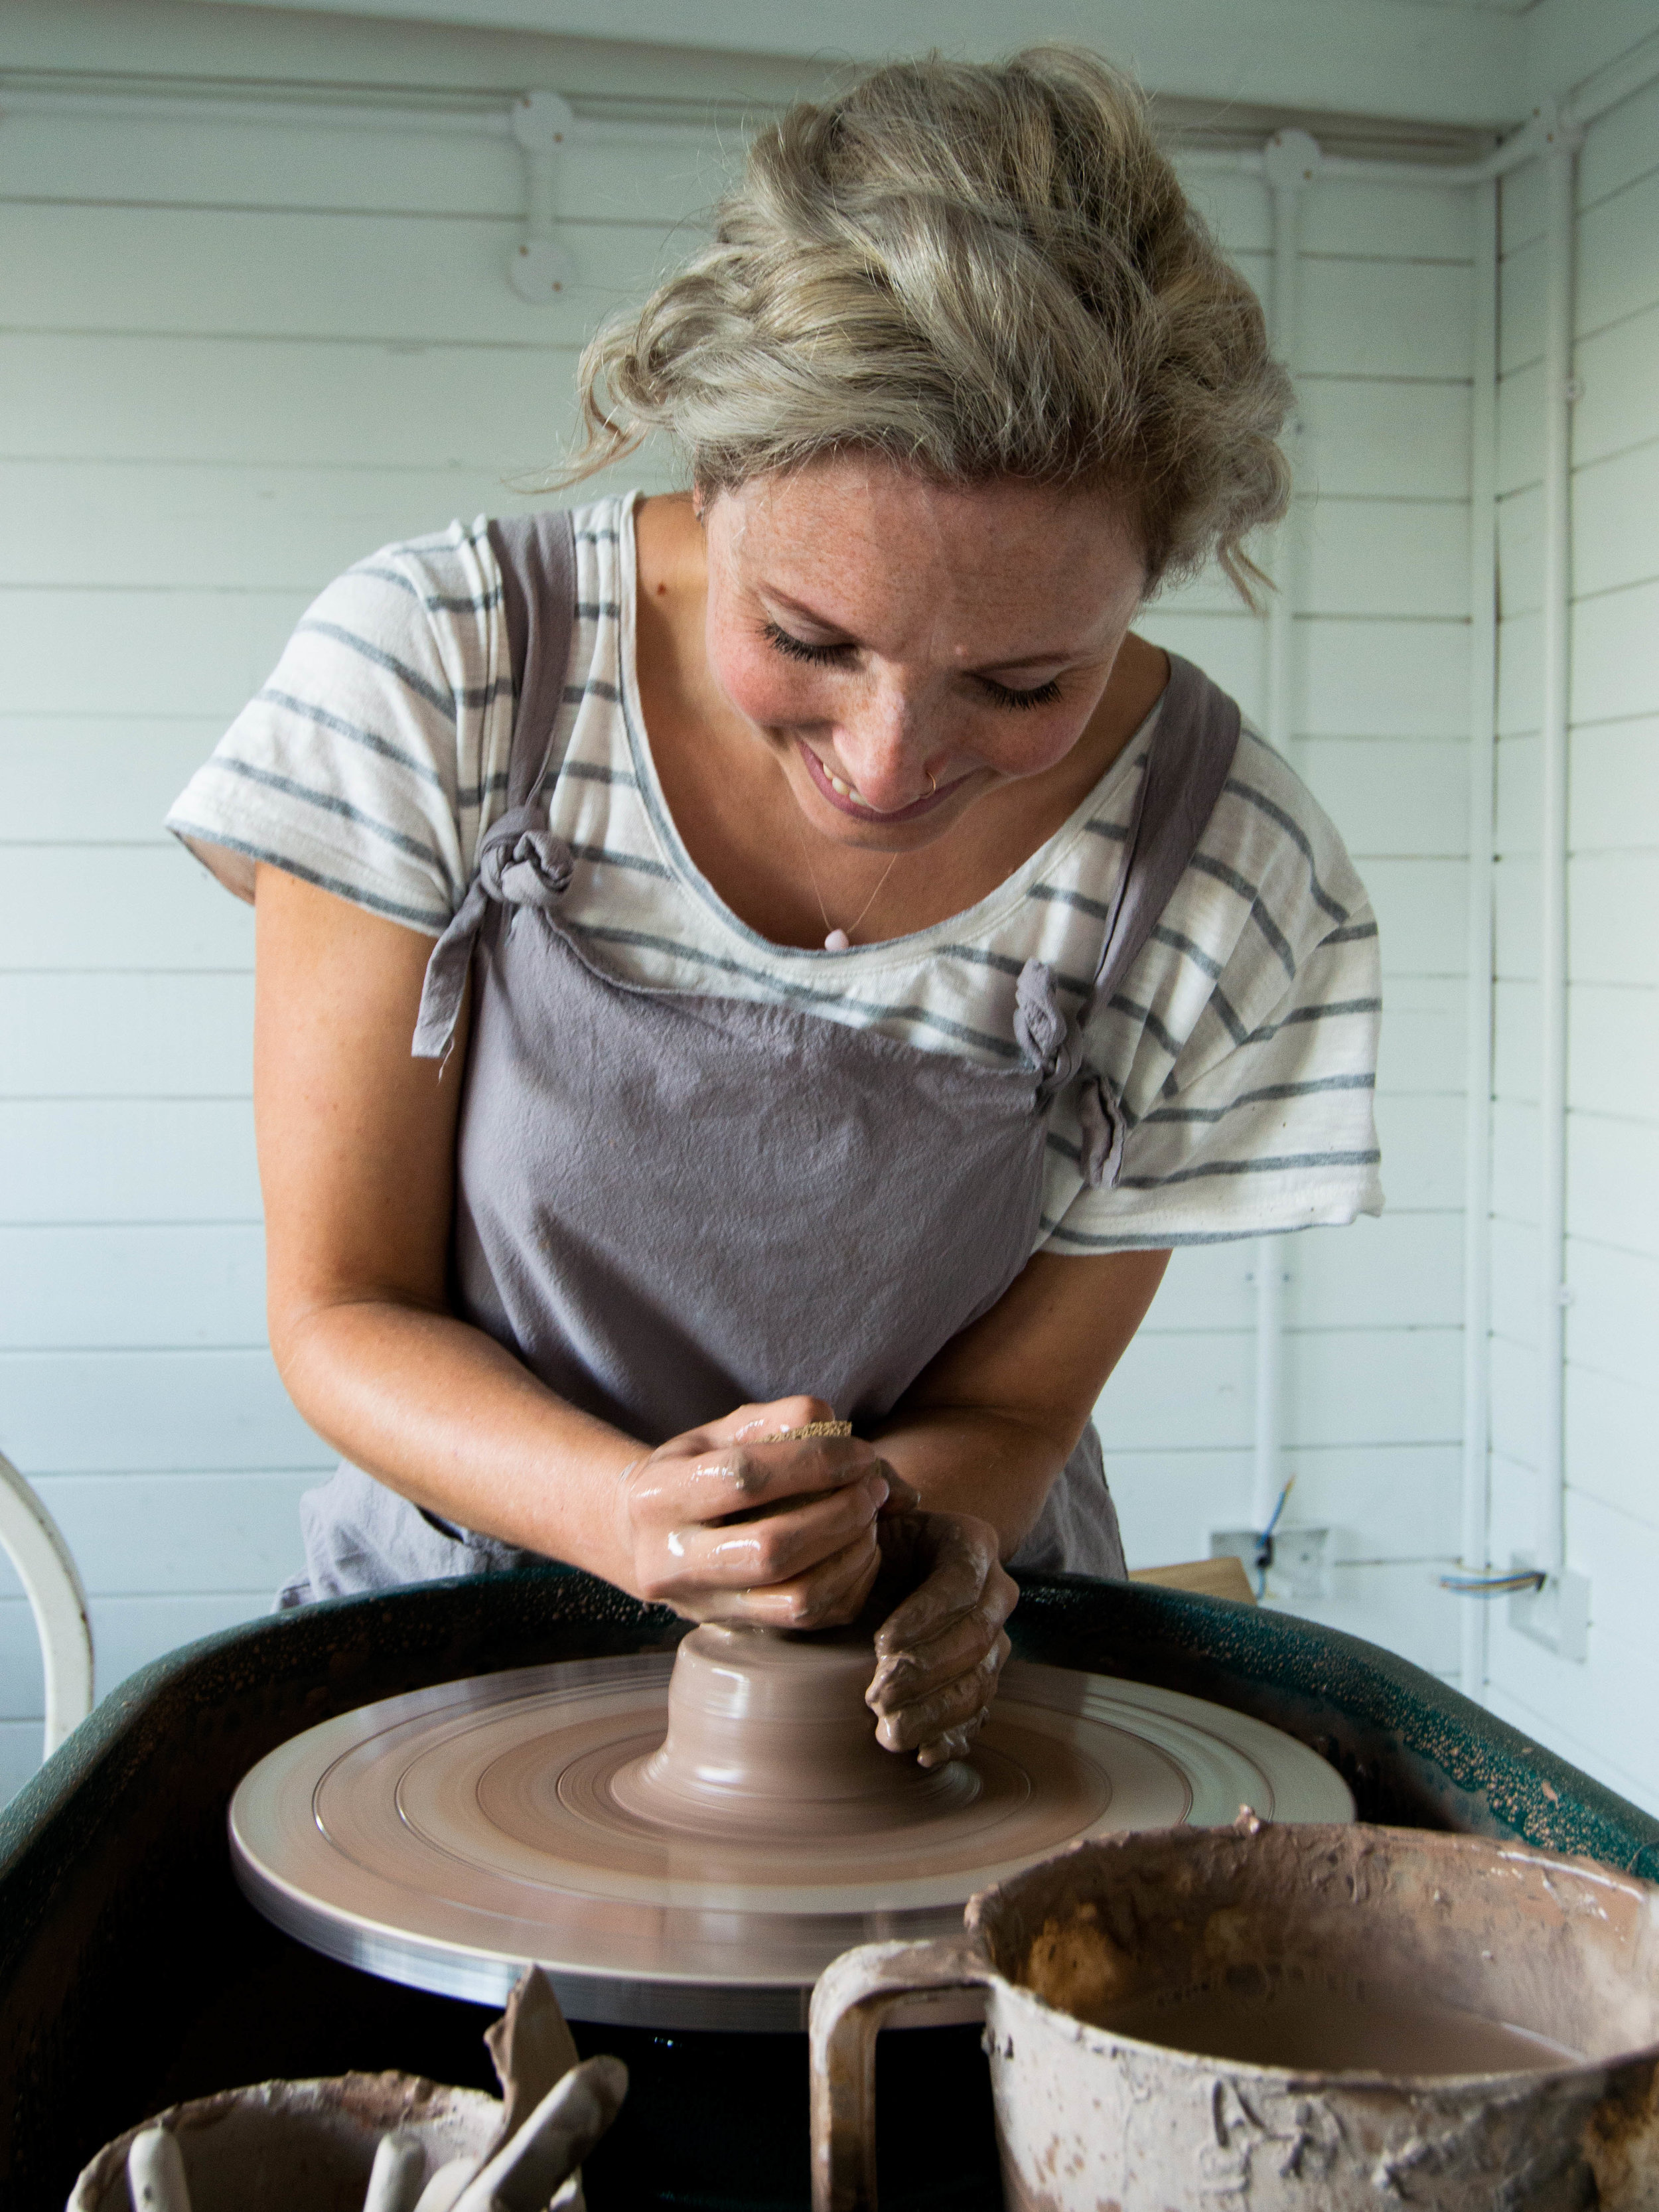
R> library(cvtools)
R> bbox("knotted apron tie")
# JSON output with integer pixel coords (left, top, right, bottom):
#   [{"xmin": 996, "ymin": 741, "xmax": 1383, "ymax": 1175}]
[
  {"xmin": 1013, "ymin": 958, "xmax": 1126, "ymax": 1191},
  {"xmin": 413, "ymin": 806, "xmax": 573, "ymax": 1061}
]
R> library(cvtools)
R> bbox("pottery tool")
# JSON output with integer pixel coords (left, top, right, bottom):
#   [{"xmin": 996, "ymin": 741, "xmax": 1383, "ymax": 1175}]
[{"xmin": 230, "ymin": 1622, "xmax": 1352, "ymax": 2031}]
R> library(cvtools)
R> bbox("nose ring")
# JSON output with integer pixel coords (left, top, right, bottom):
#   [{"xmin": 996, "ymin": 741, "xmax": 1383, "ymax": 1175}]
[{"xmin": 926, "ymin": 768, "xmax": 938, "ymax": 797}]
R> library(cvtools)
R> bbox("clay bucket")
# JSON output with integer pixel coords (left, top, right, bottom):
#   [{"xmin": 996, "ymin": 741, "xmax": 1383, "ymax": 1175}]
[
  {"xmin": 810, "ymin": 1820, "xmax": 1659, "ymax": 2211},
  {"xmin": 66, "ymin": 2069, "xmax": 502, "ymax": 2211}
]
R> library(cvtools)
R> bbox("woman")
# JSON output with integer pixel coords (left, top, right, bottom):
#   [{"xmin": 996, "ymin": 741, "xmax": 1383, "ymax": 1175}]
[{"xmin": 169, "ymin": 50, "xmax": 1382, "ymax": 1767}]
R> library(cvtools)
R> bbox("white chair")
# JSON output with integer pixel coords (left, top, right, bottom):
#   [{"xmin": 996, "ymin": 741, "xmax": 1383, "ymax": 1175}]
[{"xmin": 0, "ymin": 1449, "xmax": 94, "ymax": 1759}]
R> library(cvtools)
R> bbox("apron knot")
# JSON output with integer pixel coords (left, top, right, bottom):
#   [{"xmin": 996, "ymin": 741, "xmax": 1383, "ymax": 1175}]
[
  {"xmin": 412, "ymin": 807, "xmax": 572, "ymax": 1062},
  {"xmin": 1014, "ymin": 960, "xmax": 1126, "ymax": 1189}
]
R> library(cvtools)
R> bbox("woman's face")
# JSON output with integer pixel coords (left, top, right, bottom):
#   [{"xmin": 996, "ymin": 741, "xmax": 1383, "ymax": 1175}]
[{"xmin": 701, "ymin": 455, "xmax": 1148, "ymax": 851}]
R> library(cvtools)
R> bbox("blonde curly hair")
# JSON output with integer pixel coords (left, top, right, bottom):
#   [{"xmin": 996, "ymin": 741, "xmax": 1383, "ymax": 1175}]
[{"xmin": 570, "ymin": 48, "xmax": 1291, "ymax": 602}]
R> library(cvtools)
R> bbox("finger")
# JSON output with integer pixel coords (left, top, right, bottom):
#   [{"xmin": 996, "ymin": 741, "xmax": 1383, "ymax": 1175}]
[
  {"xmin": 876, "ymin": 1469, "xmax": 922, "ymax": 1514},
  {"xmin": 676, "ymin": 1475, "xmax": 889, "ymax": 1589},
  {"xmin": 873, "ymin": 1520, "xmax": 1001, "ymax": 1655},
  {"xmin": 729, "ymin": 1530, "xmax": 883, "ymax": 1632},
  {"xmin": 873, "ymin": 1631, "xmax": 1011, "ymax": 1754},
  {"xmin": 866, "ymin": 1607, "xmax": 999, "ymax": 1714},
  {"xmin": 713, "ymin": 1396, "xmax": 838, "ymax": 1444},
  {"xmin": 916, "ymin": 1710, "xmax": 990, "ymax": 1769}
]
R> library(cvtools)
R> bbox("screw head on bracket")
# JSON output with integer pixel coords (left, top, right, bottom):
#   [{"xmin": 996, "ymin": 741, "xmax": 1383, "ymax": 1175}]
[
  {"xmin": 511, "ymin": 236, "xmax": 574, "ymax": 303},
  {"xmin": 512, "ymin": 89, "xmax": 574, "ymax": 152},
  {"xmin": 1262, "ymin": 127, "xmax": 1324, "ymax": 192}
]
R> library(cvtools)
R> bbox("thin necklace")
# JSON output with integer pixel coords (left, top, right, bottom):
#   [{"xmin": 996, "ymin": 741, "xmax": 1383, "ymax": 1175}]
[{"xmin": 782, "ymin": 759, "xmax": 929, "ymax": 950}]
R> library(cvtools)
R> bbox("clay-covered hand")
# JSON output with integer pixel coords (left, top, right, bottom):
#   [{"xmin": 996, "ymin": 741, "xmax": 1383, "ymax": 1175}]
[
  {"xmin": 865, "ymin": 1481, "xmax": 1018, "ymax": 1768},
  {"xmin": 616, "ymin": 1396, "xmax": 892, "ymax": 1630}
]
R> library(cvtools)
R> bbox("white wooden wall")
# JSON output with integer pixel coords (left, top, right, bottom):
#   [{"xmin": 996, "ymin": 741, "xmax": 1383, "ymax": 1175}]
[
  {"xmin": 1481, "ymin": 78, "xmax": 1659, "ymax": 1816},
  {"xmin": 1, "ymin": 18, "xmax": 1484, "ymax": 1797},
  {"xmin": 1116, "ymin": 171, "xmax": 1473, "ymax": 1680}
]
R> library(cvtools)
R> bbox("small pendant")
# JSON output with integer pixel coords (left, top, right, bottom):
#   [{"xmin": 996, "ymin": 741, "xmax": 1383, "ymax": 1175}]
[{"xmin": 824, "ymin": 928, "xmax": 851, "ymax": 952}]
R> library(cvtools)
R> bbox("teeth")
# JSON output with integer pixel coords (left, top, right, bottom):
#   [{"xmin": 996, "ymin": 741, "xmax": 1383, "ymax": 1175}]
[{"xmin": 829, "ymin": 773, "xmax": 851, "ymax": 796}]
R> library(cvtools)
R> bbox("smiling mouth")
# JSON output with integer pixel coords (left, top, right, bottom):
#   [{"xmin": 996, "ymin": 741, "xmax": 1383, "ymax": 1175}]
[{"xmin": 797, "ymin": 741, "xmax": 962, "ymax": 824}]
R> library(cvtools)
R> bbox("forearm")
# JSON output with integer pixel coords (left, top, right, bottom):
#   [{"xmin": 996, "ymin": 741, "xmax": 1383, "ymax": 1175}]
[
  {"xmin": 871, "ymin": 1403, "xmax": 1075, "ymax": 1558},
  {"xmin": 276, "ymin": 1293, "xmax": 640, "ymax": 1587}
]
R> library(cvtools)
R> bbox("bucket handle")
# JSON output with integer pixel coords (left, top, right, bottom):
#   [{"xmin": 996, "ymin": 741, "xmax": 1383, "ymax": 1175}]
[{"xmin": 809, "ymin": 1938, "xmax": 992, "ymax": 2212}]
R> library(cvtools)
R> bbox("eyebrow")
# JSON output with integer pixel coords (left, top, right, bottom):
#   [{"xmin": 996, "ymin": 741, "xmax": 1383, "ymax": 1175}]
[{"xmin": 763, "ymin": 588, "xmax": 1085, "ymax": 675}]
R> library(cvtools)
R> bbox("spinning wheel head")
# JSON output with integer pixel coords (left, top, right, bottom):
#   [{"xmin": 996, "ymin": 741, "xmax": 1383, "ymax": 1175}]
[{"xmin": 230, "ymin": 1637, "xmax": 1352, "ymax": 2031}]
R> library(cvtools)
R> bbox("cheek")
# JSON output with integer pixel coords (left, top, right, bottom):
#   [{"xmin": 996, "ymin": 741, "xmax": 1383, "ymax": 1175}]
[{"xmin": 707, "ymin": 625, "xmax": 824, "ymax": 729}]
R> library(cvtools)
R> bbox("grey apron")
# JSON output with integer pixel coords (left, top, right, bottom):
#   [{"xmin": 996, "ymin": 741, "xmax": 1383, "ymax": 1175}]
[{"xmin": 281, "ymin": 513, "xmax": 1240, "ymax": 1606}]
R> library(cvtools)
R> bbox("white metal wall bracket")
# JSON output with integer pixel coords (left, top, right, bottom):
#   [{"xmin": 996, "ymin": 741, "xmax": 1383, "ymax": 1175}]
[{"xmin": 510, "ymin": 90, "xmax": 577, "ymax": 303}]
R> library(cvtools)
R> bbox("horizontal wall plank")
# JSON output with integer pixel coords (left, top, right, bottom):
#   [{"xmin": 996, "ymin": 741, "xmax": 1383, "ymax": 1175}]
[
  {"xmin": 1, "ymin": 202, "xmax": 697, "ymax": 347},
  {"xmin": 1143, "ymin": 1210, "xmax": 1463, "ymax": 1337},
  {"xmin": 0, "ymin": 110, "xmax": 741, "ymax": 227},
  {"xmin": 0, "ymin": 1470, "xmax": 311, "ymax": 1601},
  {"xmin": 1572, "ymin": 579, "xmax": 1659, "ymax": 727},
  {"xmin": 0, "ymin": 1223, "xmax": 266, "ymax": 1349},
  {"xmin": 0, "ymin": 1101, "xmax": 259, "ymax": 1223},
  {"xmin": 1502, "ymin": 444, "xmax": 1659, "ymax": 613},
  {"xmin": 1178, "ymin": 171, "xmax": 1475, "ymax": 263},
  {"xmin": 1297, "ymin": 619, "xmax": 1471, "ymax": 741},
  {"xmin": 1489, "ymin": 1097, "xmax": 1538, "ymax": 1229},
  {"xmin": 1487, "ymin": 1334, "xmax": 1539, "ymax": 1470},
  {"xmin": 1568, "ymin": 1109, "xmax": 1659, "ymax": 1258},
  {"xmin": 1578, "ymin": 74, "xmax": 1659, "ymax": 216},
  {"xmin": 1484, "ymin": 1645, "xmax": 1659, "ymax": 1821},
  {"xmin": 0, "ymin": 848, "xmax": 254, "ymax": 972},
  {"xmin": 1298, "ymin": 259, "xmax": 1473, "ymax": 380},
  {"xmin": 1360, "ymin": 857, "xmax": 1468, "ymax": 978},
  {"xmin": 1376, "ymin": 976, "xmax": 1466, "ymax": 1095},
  {"xmin": 1565, "ymin": 1237, "xmax": 1659, "ymax": 1398},
  {"xmin": 1569, "ymin": 718, "xmax": 1659, "ymax": 853},
  {"xmin": 1490, "ymin": 978, "xmax": 1537, "ymax": 1105},
  {"xmin": 1300, "ymin": 377, "xmax": 1470, "ymax": 500},
  {"xmin": 1133, "ymin": 611, "xmax": 1263, "ymax": 725},
  {"xmin": 1102, "ymin": 1323, "xmax": 1460, "ymax": 1453},
  {"xmin": 0, "ymin": 1722, "xmax": 42, "ymax": 1808},
  {"xmin": 1300, "ymin": 498, "xmax": 1470, "ymax": 623},
  {"xmin": 0, "ymin": 585, "xmax": 306, "ymax": 717},
  {"xmin": 1493, "ymin": 729, "xmax": 1537, "ymax": 854},
  {"xmin": 1565, "ymin": 1365, "xmax": 1659, "ymax": 1530},
  {"xmin": 1298, "ymin": 738, "xmax": 1468, "ymax": 858},
  {"xmin": 1371, "ymin": 1091, "xmax": 1465, "ymax": 1212},
  {"xmin": 1570, "ymin": 984, "xmax": 1659, "ymax": 1124},
  {"xmin": 1498, "ymin": 233, "xmax": 1542, "ymax": 377},
  {"xmin": 1569, "ymin": 855, "xmax": 1659, "ymax": 986},
  {"xmin": 0, "ymin": 973, "xmax": 253, "ymax": 1098},
  {"xmin": 1496, "ymin": 608, "xmax": 1539, "ymax": 739},
  {"xmin": 1502, "ymin": 307, "xmax": 1659, "ymax": 491},
  {"xmin": 1487, "ymin": 1213, "xmax": 1535, "ymax": 1348},
  {"xmin": 0, "ymin": 717, "xmax": 224, "ymax": 844},
  {"xmin": 1108, "ymin": 1441, "xmax": 1463, "ymax": 1570},
  {"xmin": 0, "ymin": 331, "xmax": 588, "ymax": 471},
  {"xmin": 0, "ymin": 1347, "xmax": 330, "ymax": 1473},
  {"xmin": 1577, "ymin": 163, "xmax": 1659, "ymax": 343},
  {"xmin": 1492, "ymin": 852, "xmax": 1540, "ymax": 981}
]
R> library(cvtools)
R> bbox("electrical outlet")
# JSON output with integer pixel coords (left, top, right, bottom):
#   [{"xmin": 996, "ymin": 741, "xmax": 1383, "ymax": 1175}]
[
  {"xmin": 1209, "ymin": 1524, "xmax": 1332, "ymax": 1601},
  {"xmin": 1506, "ymin": 1553, "xmax": 1589, "ymax": 1662}
]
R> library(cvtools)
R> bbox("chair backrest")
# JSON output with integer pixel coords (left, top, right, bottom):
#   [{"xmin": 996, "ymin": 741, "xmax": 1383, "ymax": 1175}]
[{"xmin": 0, "ymin": 1450, "xmax": 94, "ymax": 1761}]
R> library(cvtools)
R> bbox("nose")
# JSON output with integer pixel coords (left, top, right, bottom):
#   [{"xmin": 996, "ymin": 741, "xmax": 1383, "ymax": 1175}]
[{"xmin": 832, "ymin": 679, "xmax": 934, "ymax": 812}]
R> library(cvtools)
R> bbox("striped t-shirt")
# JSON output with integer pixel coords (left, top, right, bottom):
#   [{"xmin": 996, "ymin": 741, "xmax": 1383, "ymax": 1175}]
[{"xmin": 169, "ymin": 492, "xmax": 1384, "ymax": 1251}]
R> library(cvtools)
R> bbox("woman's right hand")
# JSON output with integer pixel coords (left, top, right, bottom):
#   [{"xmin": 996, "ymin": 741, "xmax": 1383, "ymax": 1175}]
[{"xmin": 617, "ymin": 1396, "xmax": 893, "ymax": 1629}]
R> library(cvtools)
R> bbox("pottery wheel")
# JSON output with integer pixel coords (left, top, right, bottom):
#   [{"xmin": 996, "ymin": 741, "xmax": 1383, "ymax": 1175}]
[{"xmin": 231, "ymin": 1628, "xmax": 1352, "ymax": 2031}]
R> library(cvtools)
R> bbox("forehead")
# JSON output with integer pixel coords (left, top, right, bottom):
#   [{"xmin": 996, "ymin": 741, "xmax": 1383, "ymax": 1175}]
[{"xmin": 716, "ymin": 457, "xmax": 1144, "ymax": 613}]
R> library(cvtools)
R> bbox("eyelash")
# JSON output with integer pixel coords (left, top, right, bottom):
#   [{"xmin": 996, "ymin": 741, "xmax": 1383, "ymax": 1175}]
[{"xmin": 761, "ymin": 622, "xmax": 1062, "ymax": 711}]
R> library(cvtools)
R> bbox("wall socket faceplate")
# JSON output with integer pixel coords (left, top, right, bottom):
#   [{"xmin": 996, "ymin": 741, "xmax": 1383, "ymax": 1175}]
[
  {"xmin": 1506, "ymin": 1554, "xmax": 1590, "ymax": 1662},
  {"xmin": 1210, "ymin": 1524, "xmax": 1333, "ymax": 1602}
]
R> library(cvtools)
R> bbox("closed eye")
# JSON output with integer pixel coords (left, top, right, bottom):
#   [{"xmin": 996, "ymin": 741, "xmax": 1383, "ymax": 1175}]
[
  {"xmin": 978, "ymin": 675, "xmax": 1063, "ymax": 711},
  {"xmin": 763, "ymin": 620, "xmax": 853, "ymax": 667}
]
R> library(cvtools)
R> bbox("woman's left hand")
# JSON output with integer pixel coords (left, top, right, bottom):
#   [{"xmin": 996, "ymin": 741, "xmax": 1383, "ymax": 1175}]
[{"xmin": 864, "ymin": 1477, "xmax": 1018, "ymax": 1767}]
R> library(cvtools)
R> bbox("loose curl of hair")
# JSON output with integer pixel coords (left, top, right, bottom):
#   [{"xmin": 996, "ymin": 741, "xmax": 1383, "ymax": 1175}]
[{"xmin": 568, "ymin": 48, "xmax": 1292, "ymax": 603}]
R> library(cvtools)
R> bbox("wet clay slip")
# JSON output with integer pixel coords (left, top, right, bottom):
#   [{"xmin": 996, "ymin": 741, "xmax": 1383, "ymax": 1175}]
[{"xmin": 230, "ymin": 1633, "xmax": 1350, "ymax": 2031}]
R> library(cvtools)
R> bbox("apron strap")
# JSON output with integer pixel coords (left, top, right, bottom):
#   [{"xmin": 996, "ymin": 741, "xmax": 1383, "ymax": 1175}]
[
  {"xmin": 1090, "ymin": 652, "xmax": 1242, "ymax": 1009},
  {"xmin": 486, "ymin": 509, "xmax": 581, "ymax": 811},
  {"xmin": 411, "ymin": 512, "xmax": 579, "ymax": 1062},
  {"xmin": 1034, "ymin": 653, "xmax": 1242, "ymax": 1189}
]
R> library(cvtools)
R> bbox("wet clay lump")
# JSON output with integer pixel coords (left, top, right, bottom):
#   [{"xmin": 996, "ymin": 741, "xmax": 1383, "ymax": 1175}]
[{"xmin": 611, "ymin": 1625, "xmax": 976, "ymax": 1838}]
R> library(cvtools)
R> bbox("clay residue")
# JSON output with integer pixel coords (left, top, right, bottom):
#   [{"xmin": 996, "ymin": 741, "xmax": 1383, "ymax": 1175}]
[{"xmin": 1022, "ymin": 1901, "xmax": 1137, "ymax": 2023}]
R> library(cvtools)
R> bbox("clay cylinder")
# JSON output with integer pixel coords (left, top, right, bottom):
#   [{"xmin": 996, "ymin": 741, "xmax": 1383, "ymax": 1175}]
[{"xmin": 613, "ymin": 1625, "xmax": 975, "ymax": 1837}]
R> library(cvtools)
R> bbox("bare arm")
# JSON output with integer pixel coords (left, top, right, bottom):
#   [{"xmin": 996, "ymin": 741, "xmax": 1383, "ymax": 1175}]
[
  {"xmin": 254, "ymin": 864, "xmax": 892, "ymax": 1624},
  {"xmin": 873, "ymin": 1245, "xmax": 1171, "ymax": 1556}
]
